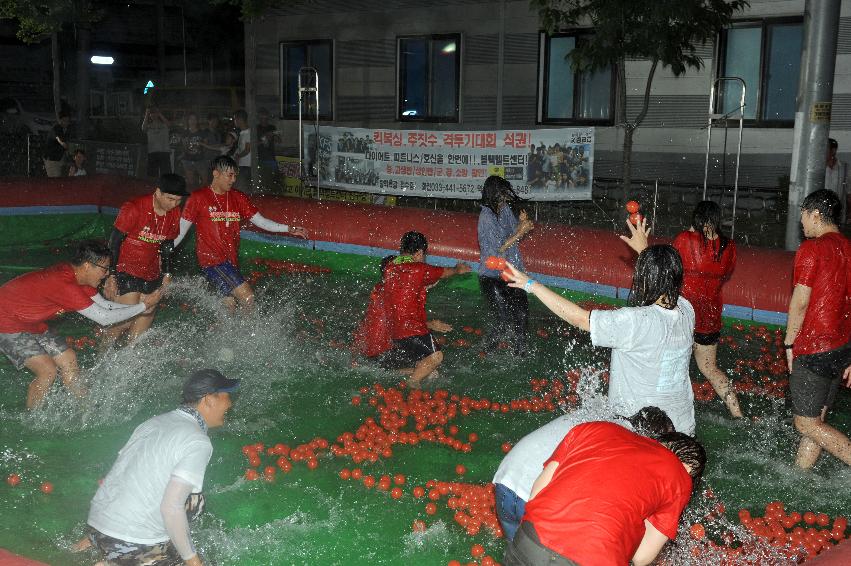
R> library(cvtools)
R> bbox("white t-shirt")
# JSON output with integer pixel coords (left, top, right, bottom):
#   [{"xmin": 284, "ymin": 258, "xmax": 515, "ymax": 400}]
[
  {"xmin": 237, "ymin": 128, "xmax": 251, "ymax": 167},
  {"xmin": 492, "ymin": 413, "xmax": 631, "ymax": 501},
  {"xmin": 87, "ymin": 410, "xmax": 213, "ymax": 544},
  {"xmin": 590, "ymin": 298, "xmax": 696, "ymax": 435}
]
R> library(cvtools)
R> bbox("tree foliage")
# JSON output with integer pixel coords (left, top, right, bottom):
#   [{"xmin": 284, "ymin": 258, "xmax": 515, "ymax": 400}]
[
  {"xmin": 0, "ymin": 0, "xmax": 101, "ymax": 43},
  {"xmin": 208, "ymin": 0, "xmax": 287, "ymax": 19},
  {"xmin": 530, "ymin": 0, "xmax": 749, "ymax": 194}
]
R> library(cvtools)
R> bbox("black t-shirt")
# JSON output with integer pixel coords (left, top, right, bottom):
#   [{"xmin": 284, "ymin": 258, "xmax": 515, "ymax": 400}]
[
  {"xmin": 182, "ymin": 128, "xmax": 214, "ymax": 162},
  {"xmin": 257, "ymin": 124, "xmax": 276, "ymax": 160},
  {"xmin": 44, "ymin": 123, "xmax": 70, "ymax": 161}
]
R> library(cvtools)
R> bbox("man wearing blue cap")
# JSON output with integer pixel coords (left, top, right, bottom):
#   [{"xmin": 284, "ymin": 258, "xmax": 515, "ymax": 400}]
[{"xmin": 75, "ymin": 369, "xmax": 239, "ymax": 566}]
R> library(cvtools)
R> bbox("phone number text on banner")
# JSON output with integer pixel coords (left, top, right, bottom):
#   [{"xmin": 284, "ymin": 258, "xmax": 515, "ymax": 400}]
[{"xmin": 303, "ymin": 127, "xmax": 593, "ymax": 201}]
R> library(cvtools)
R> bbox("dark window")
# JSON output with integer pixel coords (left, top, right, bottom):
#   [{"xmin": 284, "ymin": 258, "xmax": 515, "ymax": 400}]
[
  {"xmin": 398, "ymin": 35, "xmax": 460, "ymax": 122},
  {"xmin": 538, "ymin": 33, "xmax": 613, "ymax": 125},
  {"xmin": 716, "ymin": 19, "xmax": 802, "ymax": 125},
  {"xmin": 280, "ymin": 40, "xmax": 333, "ymax": 120}
]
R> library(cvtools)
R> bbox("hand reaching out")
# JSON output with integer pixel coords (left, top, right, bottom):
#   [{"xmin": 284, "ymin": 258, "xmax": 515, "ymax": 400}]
[
  {"xmin": 619, "ymin": 217, "xmax": 651, "ymax": 254},
  {"xmin": 290, "ymin": 226, "xmax": 309, "ymax": 239}
]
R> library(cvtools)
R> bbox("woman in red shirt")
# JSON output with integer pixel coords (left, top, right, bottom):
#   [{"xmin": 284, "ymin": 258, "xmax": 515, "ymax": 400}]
[{"xmin": 672, "ymin": 201, "xmax": 743, "ymax": 418}]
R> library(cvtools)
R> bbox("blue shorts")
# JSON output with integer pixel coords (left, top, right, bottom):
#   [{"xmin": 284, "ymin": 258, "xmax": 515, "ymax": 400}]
[{"xmin": 202, "ymin": 261, "xmax": 246, "ymax": 296}]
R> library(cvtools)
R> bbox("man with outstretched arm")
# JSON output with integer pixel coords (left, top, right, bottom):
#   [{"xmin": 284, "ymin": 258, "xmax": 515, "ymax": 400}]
[
  {"xmin": 0, "ymin": 241, "xmax": 161, "ymax": 408},
  {"xmin": 104, "ymin": 173, "xmax": 187, "ymax": 343},
  {"xmin": 175, "ymin": 156, "xmax": 308, "ymax": 312},
  {"xmin": 75, "ymin": 369, "xmax": 239, "ymax": 566}
]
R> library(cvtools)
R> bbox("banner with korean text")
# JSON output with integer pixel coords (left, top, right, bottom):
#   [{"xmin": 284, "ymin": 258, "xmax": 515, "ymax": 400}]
[{"xmin": 304, "ymin": 127, "xmax": 593, "ymax": 201}]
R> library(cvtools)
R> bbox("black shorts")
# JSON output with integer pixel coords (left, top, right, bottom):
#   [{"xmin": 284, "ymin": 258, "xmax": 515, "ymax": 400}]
[
  {"xmin": 694, "ymin": 331, "xmax": 721, "ymax": 346},
  {"xmin": 790, "ymin": 343, "xmax": 851, "ymax": 417},
  {"xmin": 379, "ymin": 333, "xmax": 438, "ymax": 369},
  {"xmin": 116, "ymin": 272, "xmax": 163, "ymax": 295}
]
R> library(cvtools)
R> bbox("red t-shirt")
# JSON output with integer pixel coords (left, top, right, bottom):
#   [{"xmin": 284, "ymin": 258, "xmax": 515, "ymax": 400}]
[
  {"xmin": 352, "ymin": 282, "xmax": 392, "ymax": 357},
  {"xmin": 673, "ymin": 230, "xmax": 736, "ymax": 334},
  {"xmin": 523, "ymin": 422, "xmax": 692, "ymax": 566},
  {"xmin": 0, "ymin": 264, "xmax": 96, "ymax": 334},
  {"xmin": 793, "ymin": 231, "xmax": 851, "ymax": 355},
  {"xmin": 181, "ymin": 186, "xmax": 259, "ymax": 268},
  {"xmin": 114, "ymin": 194, "xmax": 181, "ymax": 281},
  {"xmin": 382, "ymin": 260, "xmax": 444, "ymax": 339}
]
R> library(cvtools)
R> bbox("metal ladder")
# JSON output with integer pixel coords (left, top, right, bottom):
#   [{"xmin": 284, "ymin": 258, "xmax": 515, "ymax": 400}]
[
  {"xmin": 702, "ymin": 77, "xmax": 746, "ymax": 238},
  {"xmin": 298, "ymin": 67, "xmax": 320, "ymax": 199}
]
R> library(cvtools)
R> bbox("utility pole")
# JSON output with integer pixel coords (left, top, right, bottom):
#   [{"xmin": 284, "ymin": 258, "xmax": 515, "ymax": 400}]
[{"xmin": 785, "ymin": 0, "xmax": 841, "ymax": 250}]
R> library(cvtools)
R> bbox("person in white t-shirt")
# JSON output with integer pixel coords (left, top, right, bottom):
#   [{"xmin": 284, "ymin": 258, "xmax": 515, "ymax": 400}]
[
  {"xmin": 503, "ymin": 223, "xmax": 696, "ymax": 435},
  {"xmin": 233, "ymin": 109, "xmax": 252, "ymax": 193},
  {"xmin": 825, "ymin": 138, "xmax": 848, "ymax": 225},
  {"xmin": 492, "ymin": 405, "xmax": 674, "ymax": 541},
  {"xmin": 74, "ymin": 369, "xmax": 239, "ymax": 566}
]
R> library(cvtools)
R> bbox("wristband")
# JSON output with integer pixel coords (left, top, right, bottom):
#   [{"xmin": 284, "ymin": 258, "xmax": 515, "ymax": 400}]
[
  {"xmin": 783, "ymin": 343, "xmax": 794, "ymax": 350},
  {"xmin": 523, "ymin": 279, "xmax": 537, "ymax": 293}
]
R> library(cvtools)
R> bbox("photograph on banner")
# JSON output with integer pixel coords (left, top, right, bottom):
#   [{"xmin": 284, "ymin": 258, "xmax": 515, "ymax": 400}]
[{"xmin": 304, "ymin": 127, "xmax": 593, "ymax": 201}]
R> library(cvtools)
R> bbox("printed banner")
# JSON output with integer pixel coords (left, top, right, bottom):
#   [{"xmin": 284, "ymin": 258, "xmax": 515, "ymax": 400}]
[{"xmin": 303, "ymin": 127, "xmax": 593, "ymax": 201}]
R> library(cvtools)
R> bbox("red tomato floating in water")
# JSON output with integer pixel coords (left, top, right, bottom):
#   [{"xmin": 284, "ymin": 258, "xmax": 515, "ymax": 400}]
[
  {"xmin": 390, "ymin": 487, "xmax": 403, "ymax": 499},
  {"xmin": 690, "ymin": 523, "xmax": 706, "ymax": 540},
  {"xmin": 351, "ymin": 395, "xmax": 361, "ymax": 406},
  {"xmin": 412, "ymin": 519, "xmax": 426, "ymax": 532},
  {"xmin": 244, "ymin": 469, "xmax": 259, "ymax": 481},
  {"xmin": 339, "ymin": 469, "xmax": 351, "ymax": 480},
  {"xmin": 6, "ymin": 473, "xmax": 21, "ymax": 487},
  {"xmin": 362, "ymin": 475, "xmax": 376, "ymax": 489},
  {"xmin": 425, "ymin": 502, "xmax": 437, "ymax": 515},
  {"xmin": 393, "ymin": 474, "xmax": 406, "ymax": 485},
  {"xmin": 501, "ymin": 442, "xmax": 513, "ymax": 453},
  {"xmin": 471, "ymin": 543, "xmax": 485, "ymax": 558},
  {"xmin": 40, "ymin": 482, "xmax": 53, "ymax": 494},
  {"xmin": 455, "ymin": 464, "xmax": 467, "ymax": 476},
  {"xmin": 412, "ymin": 486, "xmax": 425, "ymax": 498}
]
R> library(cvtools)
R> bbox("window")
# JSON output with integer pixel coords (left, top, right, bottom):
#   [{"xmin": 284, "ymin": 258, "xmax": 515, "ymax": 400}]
[
  {"xmin": 398, "ymin": 34, "xmax": 460, "ymax": 122},
  {"xmin": 538, "ymin": 33, "xmax": 613, "ymax": 125},
  {"xmin": 716, "ymin": 19, "xmax": 802, "ymax": 124},
  {"xmin": 280, "ymin": 40, "xmax": 333, "ymax": 120}
]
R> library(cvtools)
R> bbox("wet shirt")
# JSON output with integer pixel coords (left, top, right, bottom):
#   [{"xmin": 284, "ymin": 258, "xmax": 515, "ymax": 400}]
[
  {"xmin": 352, "ymin": 282, "xmax": 392, "ymax": 357},
  {"xmin": 115, "ymin": 194, "xmax": 181, "ymax": 281},
  {"xmin": 590, "ymin": 298, "xmax": 696, "ymax": 435},
  {"xmin": 87, "ymin": 410, "xmax": 212, "ymax": 545},
  {"xmin": 793, "ymin": 231, "xmax": 851, "ymax": 356},
  {"xmin": 383, "ymin": 260, "xmax": 444, "ymax": 339},
  {"xmin": 477, "ymin": 205, "xmax": 524, "ymax": 278},
  {"xmin": 523, "ymin": 422, "xmax": 692, "ymax": 566},
  {"xmin": 182, "ymin": 186, "xmax": 258, "ymax": 268},
  {"xmin": 182, "ymin": 128, "xmax": 212, "ymax": 162},
  {"xmin": 673, "ymin": 231, "xmax": 736, "ymax": 334},
  {"xmin": 0, "ymin": 263, "xmax": 95, "ymax": 334}
]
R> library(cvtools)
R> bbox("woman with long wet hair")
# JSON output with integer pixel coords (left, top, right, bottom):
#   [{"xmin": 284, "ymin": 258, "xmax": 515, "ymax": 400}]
[
  {"xmin": 672, "ymin": 201, "xmax": 743, "ymax": 418},
  {"xmin": 503, "ymin": 230, "xmax": 697, "ymax": 435},
  {"xmin": 477, "ymin": 176, "xmax": 534, "ymax": 355}
]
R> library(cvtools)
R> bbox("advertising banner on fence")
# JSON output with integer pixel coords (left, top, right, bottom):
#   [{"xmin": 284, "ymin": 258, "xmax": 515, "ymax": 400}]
[{"xmin": 304, "ymin": 127, "xmax": 593, "ymax": 201}]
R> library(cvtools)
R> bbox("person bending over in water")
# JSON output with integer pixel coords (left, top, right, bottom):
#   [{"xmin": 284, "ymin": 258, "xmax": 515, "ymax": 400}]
[
  {"xmin": 493, "ymin": 406, "xmax": 674, "ymax": 542},
  {"xmin": 175, "ymin": 155, "xmax": 309, "ymax": 313},
  {"xmin": 74, "ymin": 369, "xmax": 238, "ymax": 566},
  {"xmin": 502, "ymin": 230, "xmax": 697, "ymax": 435},
  {"xmin": 0, "ymin": 240, "xmax": 161, "ymax": 409},
  {"xmin": 381, "ymin": 231, "xmax": 471, "ymax": 388}
]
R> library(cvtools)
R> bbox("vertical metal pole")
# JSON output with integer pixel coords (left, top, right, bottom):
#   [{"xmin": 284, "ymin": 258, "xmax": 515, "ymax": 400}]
[
  {"xmin": 786, "ymin": 0, "xmax": 841, "ymax": 250},
  {"xmin": 652, "ymin": 179, "xmax": 658, "ymax": 235},
  {"xmin": 730, "ymin": 85, "xmax": 746, "ymax": 240}
]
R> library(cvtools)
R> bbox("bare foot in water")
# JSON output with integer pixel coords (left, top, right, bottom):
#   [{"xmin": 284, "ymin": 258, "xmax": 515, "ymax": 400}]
[{"xmin": 71, "ymin": 537, "xmax": 91, "ymax": 552}]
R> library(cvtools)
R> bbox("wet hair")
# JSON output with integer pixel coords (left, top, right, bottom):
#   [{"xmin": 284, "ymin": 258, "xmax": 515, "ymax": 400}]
[
  {"xmin": 658, "ymin": 432, "xmax": 706, "ymax": 488},
  {"xmin": 400, "ymin": 231, "xmax": 428, "ymax": 255},
  {"xmin": 801, "ymin": 189, "xmax": 841, "ymax": 227},
  {"xmin": 158, "ymin": 173, "xmax": 187, "ymax": 196},
  {"xmin": 233, "ymin": 109, "xmax": 248, "ymax": 123},
  {"xmin": 211, "ymin": 155, "xmax": 237, "ymax": 173},
  {"xmin": 481, "ymin": 175, "xmax": 521, "ymax": 214},
  {"xmin": 628, "ymin": 245, "xmax": 683, "ymax": 309},
  {"xmin": 71, "ymin": 240, "xmax": 110, "ymax": 267},
  {"xmin": 379, "ymin": 255, "xmax": 396, "ymax": 275},
  {"xmin": 626, "ymin": 406, "xmax": 675, "ymax": 438},
  {"xmin": 73, "ymin": 148, "xmax": 86, "ymax": 157},
  {"xmin": 829, "ymin": 137, "xmax": 838, "ymax": 149},
  {"xmin": 692, "ymin": 200, "xmax": 730, "ymax": 261}
]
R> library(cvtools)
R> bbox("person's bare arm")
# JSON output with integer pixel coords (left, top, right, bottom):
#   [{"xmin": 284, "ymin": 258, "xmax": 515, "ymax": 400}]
[
  {"xmin": 427, "ymin": 320, "xmax": 453, "ymax": 333},
  {"xmin": 503, "ymin": 262, "xmax": 590, "ymax": 332},
  {"xmin": 784, "ymin": 284, "xmax": 812, "ymax": 371},
  {"xmin": 529, "ymin": 461, "xmax": 559, "ymax": 500},
  {"xmin": 440, "ymin": 263, "xmax": 472, "ymax": 279},
  {"xmin": 497, "ymin": 211, "xmax": 534, "ymax": 254},
  {"xmin": 631, "ymin": 520, "xmax": 670, "ymax": 566}
]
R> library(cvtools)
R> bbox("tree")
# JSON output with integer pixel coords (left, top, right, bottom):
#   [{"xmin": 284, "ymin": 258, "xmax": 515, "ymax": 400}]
[
  {"xmin": 0, "ymin": 0, "xmax": 103, "ymax": 132},
  {"xmin": 530, "ymin": 0, "xmax": 748, "ymax": 197}
]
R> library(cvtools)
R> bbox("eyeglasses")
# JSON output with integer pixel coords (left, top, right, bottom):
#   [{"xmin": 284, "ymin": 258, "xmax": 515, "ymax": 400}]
[{"xmin": 90, "ymin": 262, "xmax": 110, "ymax": 272}]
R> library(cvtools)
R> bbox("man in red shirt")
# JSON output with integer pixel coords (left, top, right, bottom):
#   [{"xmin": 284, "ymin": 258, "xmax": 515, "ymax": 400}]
[
  {"xmin": 381, "ymin": 232, "xmax": 471, "ymax": 387},
  {"xmin": 175, "ymin": 156, "xmax": 308, "ymax": 311},
  {"xmin": 505, "ymin": 423, "xmax": 704, "ymax": 566},
  {"xmin": 784, "ymin": 189, "xmax": 851, "ymax": 469},
  {"xmin": 0, "ymin": 241, "xmax": 162, "ymax": 408},
  {"xmin": 105, "ymin": 174, "xmax": 187, "ymax": 343}
]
